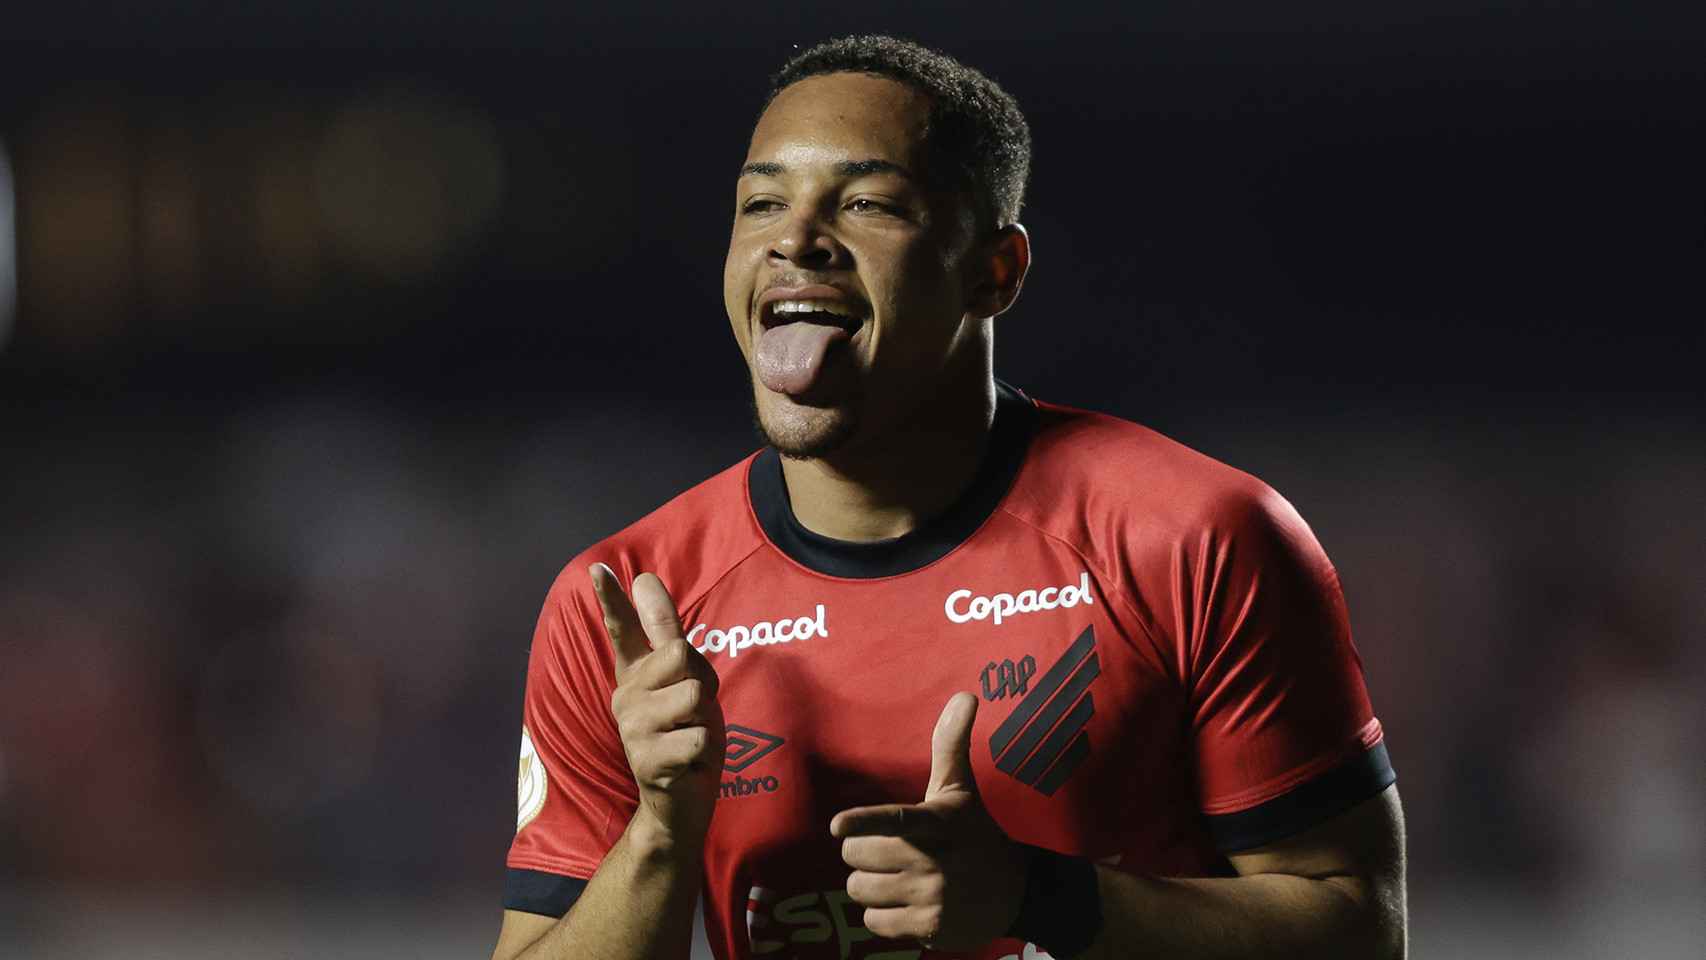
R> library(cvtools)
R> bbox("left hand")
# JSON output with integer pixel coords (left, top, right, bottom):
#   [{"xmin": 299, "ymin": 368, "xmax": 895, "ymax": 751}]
[{"xmin": 830, "ymin": 692, "xmax": 1028, "ymax": 952}]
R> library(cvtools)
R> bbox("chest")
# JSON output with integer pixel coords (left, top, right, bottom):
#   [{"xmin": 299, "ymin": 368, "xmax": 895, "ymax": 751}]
[{"xmin": 686, "ymin": 560, "xmax": 1191, "ymax": 874}]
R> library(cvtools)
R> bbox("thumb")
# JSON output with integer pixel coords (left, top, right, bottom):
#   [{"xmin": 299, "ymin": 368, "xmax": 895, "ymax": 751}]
[{"xmin": 925, "ymin": 691, "xmax": 979, "ymax": 800}]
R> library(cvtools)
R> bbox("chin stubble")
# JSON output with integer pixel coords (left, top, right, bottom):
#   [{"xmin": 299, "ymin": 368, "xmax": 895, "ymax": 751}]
[{"xmin": 746, "ymin": 379, "xmax": 860, "ymax": 460}]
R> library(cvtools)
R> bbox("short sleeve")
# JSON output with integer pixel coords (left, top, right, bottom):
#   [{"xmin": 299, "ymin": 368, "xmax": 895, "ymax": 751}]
[
  {"xmin": 505, "ymin": 566, "xmax": 640, "ymax": 916},
  {"xmin": 1184, "ymin": 486, "xmax": 1394, "ymax": 852}
]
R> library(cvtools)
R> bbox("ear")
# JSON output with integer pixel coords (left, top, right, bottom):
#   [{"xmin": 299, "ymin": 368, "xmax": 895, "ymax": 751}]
[{"xmin": 965, "ymin": 223, "xmax": 1031, "ymax": 321}]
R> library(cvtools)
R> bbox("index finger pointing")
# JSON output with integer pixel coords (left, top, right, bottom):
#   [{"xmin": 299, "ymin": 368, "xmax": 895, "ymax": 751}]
[
  {"xmin": 631, "ymin": 572, "xmax": 688, "ymax": 650},
  {"xmin": 590, "ymin": 563, "xmax": 652, "ymax": 672},
  {"xmin": 830, "ymin": 803, "xmax": 941, "ymax": 840}
]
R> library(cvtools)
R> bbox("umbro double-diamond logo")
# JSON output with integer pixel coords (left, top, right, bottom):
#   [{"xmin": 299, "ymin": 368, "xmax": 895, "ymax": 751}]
[
  {"xmin": 723, "ymin": 725, "xmax": 784, "ymax": 773},
  {"xmin": 988, "ymin": 625, "xmax": 1099, "ymax": 795},
  {"xmin": 721, "ymin": 724, "xmax": 785, "ymax": 799}
]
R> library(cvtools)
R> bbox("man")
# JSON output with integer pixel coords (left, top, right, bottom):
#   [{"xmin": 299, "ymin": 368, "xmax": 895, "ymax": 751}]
[{"xmin": 493, "ymin": 35, "xmax": 1406, "ymax": 960}]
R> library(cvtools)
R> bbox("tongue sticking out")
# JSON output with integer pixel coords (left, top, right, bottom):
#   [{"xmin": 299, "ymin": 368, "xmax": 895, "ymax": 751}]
[{"xmin": 755, "ymin": 322, "xmax": 851, "ymax": 396}]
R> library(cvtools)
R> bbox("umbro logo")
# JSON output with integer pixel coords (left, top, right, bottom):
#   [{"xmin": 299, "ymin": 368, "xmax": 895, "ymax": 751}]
[
  {"xmin": 722, "ymin": 724, "xmax": 784, "ymax": 799},
  {"xmin": 724, "ymin": 724, "xmax": 784, "ymax": 773},
  {"xmin": 988, "ymin": 625, "xmax": 1099, "ymax": 796}
]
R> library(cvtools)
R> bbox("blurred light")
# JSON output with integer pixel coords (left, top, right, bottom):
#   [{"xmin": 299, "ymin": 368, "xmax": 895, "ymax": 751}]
[
  {"xmin": 0, "ymin": 137, "xmax": 14, "ymax": 350},
  {"xmin": 138, "ymin": 124, "xmax": 204, "ymax": 316},
  {"xmin": 314, "ymin": 89, "xmax": 505, "ymax": 282},
  {"xmin": 19, "ymin": 102, "xmax": 137, "ymax": 345},
  {"xmin": 252, "ymin": 112, "xmax": 324, "ymax": 301}
]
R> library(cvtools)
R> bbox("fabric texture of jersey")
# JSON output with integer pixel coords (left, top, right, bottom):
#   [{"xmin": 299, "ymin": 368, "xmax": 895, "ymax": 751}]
[{"xmin": 505, "ymin": 384, "xmax": 1394, "ymax": 960}]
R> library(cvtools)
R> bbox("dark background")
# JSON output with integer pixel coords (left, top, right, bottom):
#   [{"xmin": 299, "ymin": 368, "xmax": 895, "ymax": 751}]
[{"xmin": 1, "ymin": 3, "xmax": 1701, "ymax": 957}]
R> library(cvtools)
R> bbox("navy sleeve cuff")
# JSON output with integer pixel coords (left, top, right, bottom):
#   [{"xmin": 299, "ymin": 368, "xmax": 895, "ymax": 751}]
[
  {"xmin": 503, "ymin": 867, "xmax": 589, "ymax": 918},
  {"xmin": 1204, "ymin": 741, "xmax": 1397, "ymax": 853}
]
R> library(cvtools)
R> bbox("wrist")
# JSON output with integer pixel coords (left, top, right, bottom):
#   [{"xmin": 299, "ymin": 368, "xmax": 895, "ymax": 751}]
[
  {"xmin": 626, "ymin": 808, "xmax": 707, "ymax": 865},
  {"xmin": 1007, "ymin": 845, "xmax": 1104, "ymax": 960}
]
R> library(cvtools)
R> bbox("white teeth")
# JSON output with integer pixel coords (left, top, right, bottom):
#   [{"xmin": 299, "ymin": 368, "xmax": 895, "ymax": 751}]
[{"xmin": 770, "ymin": 299, "xmax": 854, "ymax": 317}]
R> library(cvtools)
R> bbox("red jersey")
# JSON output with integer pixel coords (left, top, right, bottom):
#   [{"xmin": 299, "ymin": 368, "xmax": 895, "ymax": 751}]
[{"xmin": 505, "ymin": 384, "xmax": 1393, "ymax": 960}]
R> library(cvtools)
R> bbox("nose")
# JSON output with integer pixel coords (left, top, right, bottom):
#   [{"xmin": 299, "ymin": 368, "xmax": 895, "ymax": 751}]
[{"xmin": 768, "ymin": 208, "xmax": 844, "ymax": 269}]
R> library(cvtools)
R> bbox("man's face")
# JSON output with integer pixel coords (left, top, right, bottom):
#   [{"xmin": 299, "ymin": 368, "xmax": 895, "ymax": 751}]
[{"xmin": 725, "ymin": 72, "xmax": 980, "ymax": 459}]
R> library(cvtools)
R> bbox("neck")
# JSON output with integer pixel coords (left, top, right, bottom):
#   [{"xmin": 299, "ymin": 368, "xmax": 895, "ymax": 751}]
[{"xmin": 780, "ymin": 358, "xmax": 997, "ymax": 543}]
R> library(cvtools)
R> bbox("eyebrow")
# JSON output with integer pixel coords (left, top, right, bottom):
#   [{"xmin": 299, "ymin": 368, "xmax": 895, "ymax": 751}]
[{"xmin": 738, "ymin": 158, "xmax": 915, "ymax": 180}]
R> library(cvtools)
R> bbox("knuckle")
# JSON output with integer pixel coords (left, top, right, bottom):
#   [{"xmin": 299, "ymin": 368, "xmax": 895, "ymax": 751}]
[
  {"xmin": 664, "ymin": 637, "xmax": 690, "ymax": 668},
  {"xmin": 921, "ymin": 873, "xmax": 946, "ymax": 905},
  {"xmin": 921, "ymin": 905, "xmax": 942, "ymax": 939},
  {"xmin": 681, "ymin": 678, "xmax": 703, "ymax": 711}
]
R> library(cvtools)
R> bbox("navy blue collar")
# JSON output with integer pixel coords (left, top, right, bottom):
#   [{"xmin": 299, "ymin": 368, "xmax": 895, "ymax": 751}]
[{"xmin": 748, "ymin": 382, "xmax": 1037, "ymax": 579}]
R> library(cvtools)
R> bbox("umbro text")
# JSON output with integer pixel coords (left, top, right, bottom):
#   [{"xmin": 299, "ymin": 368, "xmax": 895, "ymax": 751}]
[{"xmin": 720, "ymin": 774, "xmax": 780, "ymax": 798}]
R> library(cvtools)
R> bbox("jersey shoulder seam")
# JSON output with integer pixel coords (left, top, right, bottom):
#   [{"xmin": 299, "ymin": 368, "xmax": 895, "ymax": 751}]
[
  {"xmin": 670, "ymin": 538, "xmax": 771, "ymax": 615},
  {"xmin": 995, "ymin": 504, "xmax": 1176, "ymax": 678}
]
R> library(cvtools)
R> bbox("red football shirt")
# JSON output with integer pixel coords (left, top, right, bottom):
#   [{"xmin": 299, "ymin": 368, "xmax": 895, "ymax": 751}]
[{"xmin": 506, "ymin": 384, "xmax": 1393, "ymax": 960}]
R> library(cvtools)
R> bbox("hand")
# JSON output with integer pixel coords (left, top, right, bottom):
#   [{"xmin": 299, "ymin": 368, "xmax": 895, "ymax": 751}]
[
  {"xmin": 591, "ymin": 564, "xmax": 726, "ymax": 851},
  {"xmin": 831, "ymin": 692, "xmax": 1028, "ymax": 951}
]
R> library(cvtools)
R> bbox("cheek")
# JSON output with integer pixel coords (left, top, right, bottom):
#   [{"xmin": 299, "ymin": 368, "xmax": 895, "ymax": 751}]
[
  {"xmin": 724, "ymin": 242, "xmax": 761, "ymax": 355},
  {"xmin": 875, "ymin": 251, "xmax": 964, "ymax": 351}
]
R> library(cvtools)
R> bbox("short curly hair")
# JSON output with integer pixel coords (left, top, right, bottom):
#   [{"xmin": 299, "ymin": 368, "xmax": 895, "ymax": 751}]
[{"xmin": 764, "ymin": 35, "xmax": 1031, "ymax": 230}]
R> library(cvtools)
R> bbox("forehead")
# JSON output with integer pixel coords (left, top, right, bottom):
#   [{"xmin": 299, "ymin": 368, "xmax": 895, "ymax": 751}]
[{"xmin": 746, "ymin": 72, "xmax": 933, "ymax": 171}]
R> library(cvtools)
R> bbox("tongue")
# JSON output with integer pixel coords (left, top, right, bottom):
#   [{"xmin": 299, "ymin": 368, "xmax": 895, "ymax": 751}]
[{"xmin": 755, "ymin": 323, "xmax": 850, "ymax": 395}]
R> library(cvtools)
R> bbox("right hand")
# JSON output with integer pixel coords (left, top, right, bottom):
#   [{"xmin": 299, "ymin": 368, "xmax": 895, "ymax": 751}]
[{"xmin": 591, "ymin": 564, "xmax": 725, "ymax": 851}]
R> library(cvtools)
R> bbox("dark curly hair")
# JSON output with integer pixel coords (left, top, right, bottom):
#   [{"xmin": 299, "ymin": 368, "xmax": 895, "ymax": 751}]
[{"xmin": 764, "ymin": 35, "xmax": 1031, "ymax": 230}]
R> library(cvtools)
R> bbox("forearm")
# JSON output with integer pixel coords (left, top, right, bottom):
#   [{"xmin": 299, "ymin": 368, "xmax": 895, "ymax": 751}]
[
  {"xmin": 513, "ymin": 814, "xmax": 702, "ymax": 960},
  {"xmin": 1079, "ymin": 866, "xmax": 1404, "ymax": 960}
]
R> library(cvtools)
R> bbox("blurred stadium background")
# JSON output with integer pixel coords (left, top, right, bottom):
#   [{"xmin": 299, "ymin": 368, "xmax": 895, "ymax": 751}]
[{"xmin": 1, "ymin": 3, "xmax": 1701, "ymax": 958}]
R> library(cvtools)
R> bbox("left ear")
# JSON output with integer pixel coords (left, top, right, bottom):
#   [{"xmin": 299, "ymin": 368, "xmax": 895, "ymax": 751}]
[{"xmin": 964, "ymin": 223, "xmax": 1031, "ymax": 320}]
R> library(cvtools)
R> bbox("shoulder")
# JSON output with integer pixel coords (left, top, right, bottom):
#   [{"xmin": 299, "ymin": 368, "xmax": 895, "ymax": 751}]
[
  {"xmin": 540, "ymin": 452, "xmax": 770, "ymax": 622},
  {"xmin": 1004, "ymin": 398, "xmax": 1301, "ymax": 551}
]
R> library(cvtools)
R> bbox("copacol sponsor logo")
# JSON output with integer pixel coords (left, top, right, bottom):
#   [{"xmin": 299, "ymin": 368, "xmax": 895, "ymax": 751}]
[
  {"xmin": 721, "ymin": 724, "xmax": 784, "ymax": 799},
  {"xmin": 944, "ymin": 572, "xmax": 1093, "ymax": 626},
  {"xmin": 690, "ymin": 605, "xmax": 828, "ymax": 659}
]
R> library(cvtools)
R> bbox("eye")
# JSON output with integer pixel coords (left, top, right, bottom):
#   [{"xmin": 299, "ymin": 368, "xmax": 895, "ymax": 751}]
[
  {"xmin": 741, "ymin": 198, "xmax": 784, "ymax": 215},
  {"xmin": 847, "ymin": 197, "xmax": 898, "ymax": 215}
]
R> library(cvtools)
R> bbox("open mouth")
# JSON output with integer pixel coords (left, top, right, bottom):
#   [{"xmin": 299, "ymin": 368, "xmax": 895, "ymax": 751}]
[
  {"xmin": 752, "ymin": 291, "xmax": 867, "ymax": 396},
  {"xmin": 758, "ymin": 298, "xmax": 864, "ymax": 334}
]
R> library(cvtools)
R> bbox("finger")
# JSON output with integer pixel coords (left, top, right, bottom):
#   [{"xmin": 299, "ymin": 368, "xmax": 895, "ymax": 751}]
[
  {"xmin": 925, "ymin": 691, "xmax": 979, "ymax": 800},
  {"xmin": 590, "ymin": 563, "xmax": 652, "ymax": 672},
  {"xmin": 616, "ymin": 679, "xmax": 715, "ymax": 737},
  {"xmin": 860, "ymin": 906, "xmax": 927, "ymax": 942},
  {"xmin": 654, "ymin": 676, "xmax": 713, "ymax": 729},
  {"xmin": 830, "ymin": 803, "xmax": 942, "ymax": 840},
  {"xmin": 846, "ymin": 870, "xmax": 915, "ymax": 908},
  {"xmin": 631, "ymin": 573, "xmax": 687, "ymax": 650},
  {"xmin": 841, "ymin": 834, "xmax": 928, "ymax": 872},
  {"xmin": 632, "ymin": 629, "xmax": 694, "ymax": 690}
]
